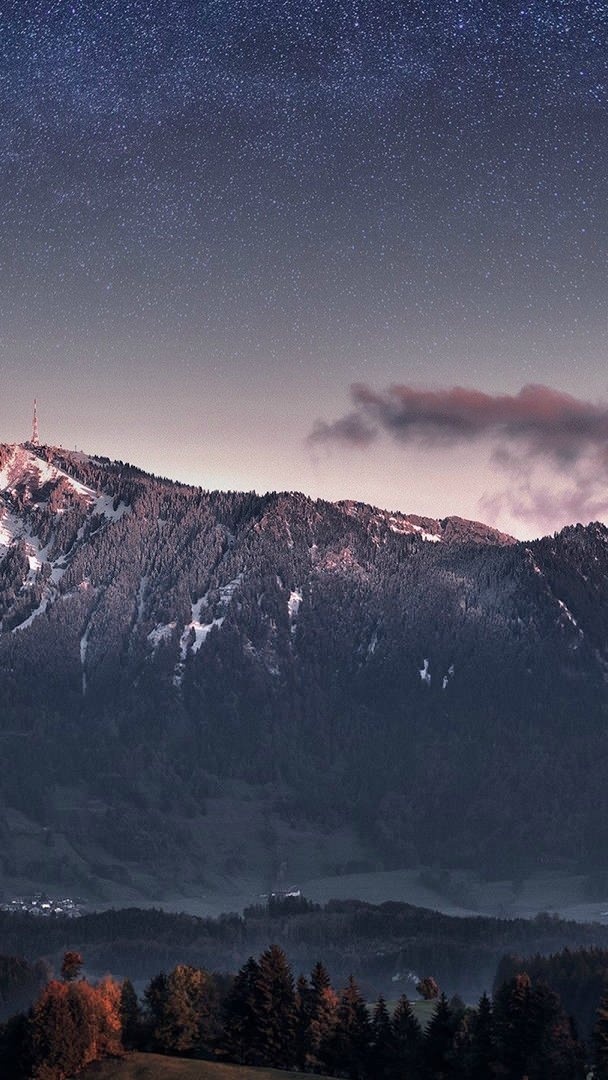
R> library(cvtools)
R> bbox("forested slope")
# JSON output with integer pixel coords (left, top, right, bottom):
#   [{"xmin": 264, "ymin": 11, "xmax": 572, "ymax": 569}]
[{"xmin": 1, "ymin": 442, "xmax": 608, "ymax": 896}]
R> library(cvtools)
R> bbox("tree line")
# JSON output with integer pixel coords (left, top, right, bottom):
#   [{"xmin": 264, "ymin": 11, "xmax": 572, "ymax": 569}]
[
  {"xmin": 4, "ymin": 944, "xmax": 608, "ymax": 1079},
  {"xmin": 5, "ymin": 899, "xmax": 608, "ymax": 1007}
]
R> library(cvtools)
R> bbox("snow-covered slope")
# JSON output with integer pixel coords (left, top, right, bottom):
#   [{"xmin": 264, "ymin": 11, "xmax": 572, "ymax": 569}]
[
  {"xmin": 0, "ymin": 443, "xmax": 96, "ymax": 505},
  {"xmin": 0, "ymin": 444, "xmax": 130, "ymax": 633}
]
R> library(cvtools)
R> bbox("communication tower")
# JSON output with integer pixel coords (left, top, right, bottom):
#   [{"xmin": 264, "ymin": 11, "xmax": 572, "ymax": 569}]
[{"xmin": 31, "ymin": 399, "xmax": 40, "ymax": 446}]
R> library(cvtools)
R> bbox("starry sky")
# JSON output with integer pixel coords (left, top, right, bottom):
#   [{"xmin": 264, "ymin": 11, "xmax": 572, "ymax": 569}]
[{"xmin": 0, "ymin": 1, "xmax": 606, "ymax": 537}]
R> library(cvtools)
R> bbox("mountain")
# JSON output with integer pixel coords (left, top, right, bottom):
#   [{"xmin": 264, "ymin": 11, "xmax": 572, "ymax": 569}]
[{"xmin": 0, "ymin": 442, "xmax": 608, "ymax": 902}]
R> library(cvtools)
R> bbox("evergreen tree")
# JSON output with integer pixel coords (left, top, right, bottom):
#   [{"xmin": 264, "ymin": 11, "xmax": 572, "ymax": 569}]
[
  {"xmin": 467, "ymin": 991, "xmax": 496, "ymax": 1080},
  {"xmin": 143, "ymin": 971, "xmax": 169, "ymax": 1050},
  {"xmin": 391, "ymin": 994, "xmax": 423, "ymax": 1078},
  {"xmin": 527, "ymin": 981, "xmax": 584, "ymax": 1080},
  {"xmin": 306, "ymin": 961, "xmax": 338, "ymax": 1074},
  {"xmin": 594, "ymin": 990, "xmax": 608, "ymax": 1080},
  {"xmin": 221, "ymin": 956, "xmax": 260, "ymax": 1065},
  {"xmin": 119, "ymin": 978, "xmax": 141, "ymax": 1050},
  {"xmin": 327, "ymin": 976, "xmax": 371, "ymax": 1080},
  {"xmin": 251, "ymin": 944, "xmax": 297, "ymax": 1069},
  {"xmin": 423, "ymin": 992, "xmax": 457, "ymax": 1080},
  {"xmin": 369, "ymin": 996, "xmax": 394, "ymax": 1078},
  {"xmin": 0, "ymin": 1012, "xmax": 34, "ymax": 1080},
  {"xmin": 493, "ymin": 972, "xmax": 534, "ymax": 1078},
  {"xmin": 295, "ymin": 973, "xmax": 311, "ymax": 1071},
  {"xmin": 493, "ymin": 973, "xmax": 584, "ymax": 1080}
]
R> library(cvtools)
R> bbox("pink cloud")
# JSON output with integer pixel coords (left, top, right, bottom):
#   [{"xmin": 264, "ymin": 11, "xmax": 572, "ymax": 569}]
[{"xmin": 310, "ymin": 383, "xmax": 608, "ymax": 529}]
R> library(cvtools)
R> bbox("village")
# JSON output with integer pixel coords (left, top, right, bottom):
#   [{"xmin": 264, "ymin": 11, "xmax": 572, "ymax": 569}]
[{"xmin": 0, "ymin": 893, "xmax": 81, "ymax": 918}]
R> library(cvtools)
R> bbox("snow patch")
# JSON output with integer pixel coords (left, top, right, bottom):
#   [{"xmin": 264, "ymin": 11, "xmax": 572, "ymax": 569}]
[
  {"xmin": 180, "ymin": 597, "xmax": 226, "ymax": 661},
  {"xmin": 387, "ymin": 516, "xmax": 442, "ymax": 542},
  {"xmin": 173, "ymin": 577, "xmax": 242, "ymax": 685},
  {"xmin": 218, "ymin": 575, "xmax": 242, "ymax": 606},
  {"xmin": 80, "ymin": 623, "xmax": 91, "ymax": 695},
  {"xmin": 442, "ymin": 663, "xmax": 455, "ymax": 690},
  {"xmin": 11, "ymin": 597, "xmax": 50, "ymax": 633},
  {"xmin": 0, "ymin": 446, "xmax": 96, "ymax": 504},
  {"xmin": 173, "ymin": 599, "xmax": 225, "ymax": 686},
  {"xmin": 557, "ymin": 599, "xmax": 578, "ymax": 628},
  {"xmin": 287, "ymin": 589, "xmax": 302, "ymax": 627},
  {"xmin": 147, "ymin": 622, "xmax": 177, "ymax": 650},
  {"xmin": 135, "ymin": 576, "xmax": 148, "ymax": 624},
  {"xmin": 94, "ymin": 494, "xmax": 130, "ymax": 522}
]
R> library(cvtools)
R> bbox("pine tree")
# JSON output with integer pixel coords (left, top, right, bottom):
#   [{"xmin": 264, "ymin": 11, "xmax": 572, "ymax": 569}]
[
  {"xmin": 493, "ymin": 973, "xmax": 584, "ymax": 1080},
  {"xmin": 251, "ymin": 944, "xmax": 297, "ymax": 1069},
  {"xmin": 221, "ymin": 957, "xmax": 260, "ymax": 1065},
  {"xmin": 423, "ymin": 992, "xmax": 457, "ymax": 1080},
  {"xmin": 144, "ymin": 972, "xmax": 169, "ymax": 1051},
  {"xmin": 119, "ymin": 979, "xmax": 141, "ymax": 1050},
  {"xmin": 493, "ymin": 972, "xmax": 533, "ymax": 1078},
  {"xmin": 391, "ymin": 994, "xmax": 423, "ymax": 1078},
  {"xmin": 295, "ymin": 973, "xmax": 311, "ymax": 1071},
  {"xmin": 369, "ymin": 996, "xmax": 393, "ymax": 1078},
  {"xmin": 0, "ymin": 1012, "xmax": 33, "ymax": 1080},
  {"xmin": 594, "ymin": 991, "xmax": 608, "ymax": 1080},
  {"xmin": 327, "ymin": 976, "xmax": 371, "ymax": 1080},
  {"xmin": 528, "ymin": 981, "xmax": 584, "ymax": 1080},
  {"xmin": 468, "ymin": 991, "xmax": 496, "ymax": 1080},
  {"xmin": 306, "ymin": 961, "xmax": 338, "ymax": 1074}
]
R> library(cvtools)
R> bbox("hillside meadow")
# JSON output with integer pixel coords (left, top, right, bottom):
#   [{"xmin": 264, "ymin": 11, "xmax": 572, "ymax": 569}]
[{"xmin": 83, "ymin": 1053, "xmax": 334, "ymax": 1080}]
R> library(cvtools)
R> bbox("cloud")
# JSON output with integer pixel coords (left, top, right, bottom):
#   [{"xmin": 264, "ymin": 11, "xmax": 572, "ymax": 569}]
[{"xmin": 310, "ymin": 383, "xmax": 608, "ymax": 530}]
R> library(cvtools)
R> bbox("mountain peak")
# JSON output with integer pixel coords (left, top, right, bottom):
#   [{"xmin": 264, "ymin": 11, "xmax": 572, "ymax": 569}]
[{"xmin": 0, "ymin": 443, "xmax": 96, "ymax": 508}]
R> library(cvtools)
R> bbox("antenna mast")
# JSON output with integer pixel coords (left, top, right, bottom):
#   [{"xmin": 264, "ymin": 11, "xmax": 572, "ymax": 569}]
[{"xmin": 31, "ymin": 399, "xmax": 40, "ymax": 447}]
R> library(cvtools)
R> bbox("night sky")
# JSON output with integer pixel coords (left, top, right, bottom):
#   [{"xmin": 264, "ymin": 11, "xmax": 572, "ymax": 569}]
[{"xmin": 0, "ymin": 1, "xmax": 606, "ymax": 537}]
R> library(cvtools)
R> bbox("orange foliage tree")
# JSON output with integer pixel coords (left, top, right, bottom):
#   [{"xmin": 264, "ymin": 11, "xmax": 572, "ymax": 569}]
[{"xmin": 30, "ymin": 956, "xmax": 123, "ymax": 1080}]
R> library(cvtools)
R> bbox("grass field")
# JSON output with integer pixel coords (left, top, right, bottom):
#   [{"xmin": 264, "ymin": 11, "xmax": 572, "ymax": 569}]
[
  {"xmin": 83, "ymin": 1053, "xmax": 334, "ymax": 1080},
  {"xmin": 409, "ymin": 999, "xmax": 437, "ymax": 1028},
  {"xmin": 83, "ymin": 1004, "xmax": 437, "ymax": 1079}
]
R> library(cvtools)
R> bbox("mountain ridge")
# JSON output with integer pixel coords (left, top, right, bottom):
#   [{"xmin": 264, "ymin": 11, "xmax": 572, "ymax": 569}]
[{"xmin": 0, "ymin": 441, "xmax": 607, "ymax": 903}]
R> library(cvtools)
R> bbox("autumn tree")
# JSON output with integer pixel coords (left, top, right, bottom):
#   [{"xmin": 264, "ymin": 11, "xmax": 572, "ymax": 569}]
[
  {"xmin": 144, "ymin": 963, "xmax": 215, "ymax": 1056},
  {"xmin": 416, "ymin": 974, "xmax": 440, "ymax": 1000},
  {"xmin": 60, "ymin": 951, "xmax": 83, "ymax": 983},
  {"xmin": 29, "ymin": 974, "xmax": 123, "ymax": 1079}
]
